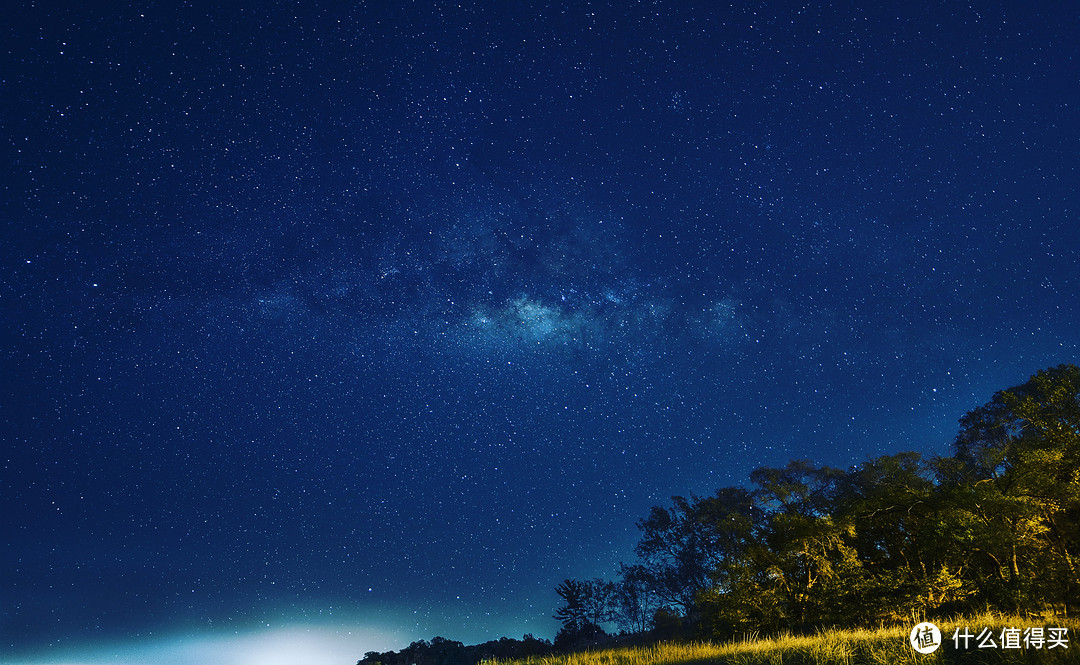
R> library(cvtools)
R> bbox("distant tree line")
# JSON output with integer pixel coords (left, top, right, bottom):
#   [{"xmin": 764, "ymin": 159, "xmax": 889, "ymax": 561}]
[
  {"xmin": 553, "ymin": 364, "xmax": 1080, "ymax": 646},
  {"xmin": 358, "ymin": 634, "xmax": 553, "ymax": 665}
]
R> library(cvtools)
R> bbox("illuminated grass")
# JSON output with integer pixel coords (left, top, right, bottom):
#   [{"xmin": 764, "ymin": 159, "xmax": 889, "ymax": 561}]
[{"xmin": 484, "ymin": 614, "xmax": 1080, "ymax": 665}]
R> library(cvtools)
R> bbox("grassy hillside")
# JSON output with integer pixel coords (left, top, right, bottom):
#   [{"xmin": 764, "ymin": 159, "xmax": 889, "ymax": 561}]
[{"xmin": 484, "ymin": 614, "xmax": 1080, "ymax": 665}]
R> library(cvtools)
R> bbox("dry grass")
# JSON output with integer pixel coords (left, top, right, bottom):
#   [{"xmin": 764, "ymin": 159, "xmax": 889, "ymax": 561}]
[{"xmin": 484, "ymin": 613, "xmax": 1079, "ymax": 665}]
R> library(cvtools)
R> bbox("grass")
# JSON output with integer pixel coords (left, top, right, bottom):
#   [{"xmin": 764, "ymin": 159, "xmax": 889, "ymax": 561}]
[{"xmin": 483, "ymin": 613, "xmax": 1080, "ymax": 665}]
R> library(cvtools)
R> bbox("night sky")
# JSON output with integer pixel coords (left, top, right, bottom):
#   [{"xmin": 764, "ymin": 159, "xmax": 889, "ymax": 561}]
[{"xmin": 3, "ymin": 1, "xmax": 1079, "ymax": 663}]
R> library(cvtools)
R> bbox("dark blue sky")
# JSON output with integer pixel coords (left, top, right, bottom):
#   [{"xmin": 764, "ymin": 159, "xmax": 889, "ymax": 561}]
[{"xmin": 3, "ymin": 1, "xmax": 1078, "ymax": 663}]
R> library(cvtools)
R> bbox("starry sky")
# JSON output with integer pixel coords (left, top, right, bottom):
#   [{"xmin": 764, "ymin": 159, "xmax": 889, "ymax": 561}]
[{"xmin": 3, "ymin": 1, "xmax": 1079, "ymax": 663}]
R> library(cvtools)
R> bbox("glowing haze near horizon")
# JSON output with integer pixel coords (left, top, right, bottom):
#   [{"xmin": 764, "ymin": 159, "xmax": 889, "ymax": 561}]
[
  {"xmin": 1, "ymin": 623, "xmax": 408, "ymax": 665},
  {"xmin": 4, "ymin": 1, "xmax": 1079, "ymax": 663}
]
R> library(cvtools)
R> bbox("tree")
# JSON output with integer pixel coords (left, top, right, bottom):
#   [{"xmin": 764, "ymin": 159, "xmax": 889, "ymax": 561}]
[
  {"xmin": 1003, "ymin": 364, "xmax": 1080, "ymax": 612},
  {"xmin": 831, "ymin": 452, "xmax": 954, "ymax": 620},
  {"xmin": 679, "ymin": 488, "xmax": 757, "ymax": 638},
  {"xmin": 936, "ymin": 364, "xmax": 1080, "ymax": 613},
  {"xmin": 749, "ymin": 460, "xmax": 861, "ymax": 628},
  {"xmin": 633, "ymin": 489, "xmax": 752, "ymax": 619},
  {"xmin": 633, "ymin": 498, "xmax": 709, "ymax": 614},
  {"xmin": 583, "ymin": 578, "xmax": 617, "ymax": 627},
  {"xmin": 553, "ymin": 579, "xmax": 610, "ymax": 650},
  {"xmin": 612, "ymin": 564, "xmax": 659, "ymax": 634},
  {"xmin": 553, "ymin": 578, "xmax": 590, "ymax": 631}
]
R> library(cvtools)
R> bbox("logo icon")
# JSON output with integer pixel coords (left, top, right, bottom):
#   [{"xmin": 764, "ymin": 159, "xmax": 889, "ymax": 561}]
[{"xmin": 910, "ymin": 622, "xmax": 942, "ymax": 654}]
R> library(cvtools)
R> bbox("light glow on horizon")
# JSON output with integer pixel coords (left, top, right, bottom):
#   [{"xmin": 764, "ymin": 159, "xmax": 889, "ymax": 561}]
[{"xmin": 1, "ymin": 622, "xmax": 407, "ymax": 665}]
